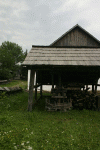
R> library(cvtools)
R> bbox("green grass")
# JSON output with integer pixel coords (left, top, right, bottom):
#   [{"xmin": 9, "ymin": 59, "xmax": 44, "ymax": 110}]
[
  {"xmin": 0, "ymin": 80, "xmax": 100, "ymax": 150},
  {"xmin": 0, "ymin": 80, "xmax": 27, "ymax": 89}
]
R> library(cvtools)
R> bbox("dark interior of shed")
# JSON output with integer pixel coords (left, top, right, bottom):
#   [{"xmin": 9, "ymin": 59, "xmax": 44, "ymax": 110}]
[{"xmin": 36, "ymin": 66, "xmax": 100, "ymax": 87}]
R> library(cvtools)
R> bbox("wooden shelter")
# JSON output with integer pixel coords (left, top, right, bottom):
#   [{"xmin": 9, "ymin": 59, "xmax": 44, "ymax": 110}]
[{"xmin": 22, "ymin": 24, "xmax": 100, "ymax": 111}]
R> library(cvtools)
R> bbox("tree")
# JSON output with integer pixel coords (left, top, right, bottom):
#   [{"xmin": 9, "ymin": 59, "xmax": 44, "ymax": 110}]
[{"xmin": 0, "ymin": 41, "xmax": 26, "ymax": 79}]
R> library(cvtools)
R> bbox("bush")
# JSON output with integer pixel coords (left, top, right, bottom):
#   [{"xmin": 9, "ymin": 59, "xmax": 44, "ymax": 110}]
[
  {"xmin": 0, "ymin": 68, "xmax": 12, "ymax": 80},
  {"xmin": 0, "ymin": 92, "xmax": 7, "ymax": 101}
]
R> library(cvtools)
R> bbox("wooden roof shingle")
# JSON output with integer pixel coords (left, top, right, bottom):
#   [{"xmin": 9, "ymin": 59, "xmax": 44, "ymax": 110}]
[{"xmin": 22, "ymin": 46, "xmax": 100, "ymax": 66}]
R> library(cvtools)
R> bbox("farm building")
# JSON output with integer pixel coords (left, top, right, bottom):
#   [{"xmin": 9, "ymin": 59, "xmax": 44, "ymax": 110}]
[{"xmin": 22, "ymin": 24, "xmax": 100, "ymax": 111}]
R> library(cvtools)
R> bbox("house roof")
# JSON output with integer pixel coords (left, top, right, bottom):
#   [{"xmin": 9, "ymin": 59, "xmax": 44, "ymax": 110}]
[
  {"xmin": 22, "ymin": 46, "xmax": 100, "ymax": 66},
  {"xmin": 50, "ymin": 24, "xmax": 100, "ymax": 46}
]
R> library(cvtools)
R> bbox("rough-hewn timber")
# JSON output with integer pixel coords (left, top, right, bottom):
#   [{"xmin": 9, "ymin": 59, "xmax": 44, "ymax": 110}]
[{"xmin": 28, "ymin": 69, "xmax": 35, "ymax": 111}]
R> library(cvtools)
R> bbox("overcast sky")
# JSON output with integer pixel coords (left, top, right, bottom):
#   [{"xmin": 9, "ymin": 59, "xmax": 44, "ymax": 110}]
[{"xmin": 0, "ymin": 0, "xmax": 100, "ymax": 52}]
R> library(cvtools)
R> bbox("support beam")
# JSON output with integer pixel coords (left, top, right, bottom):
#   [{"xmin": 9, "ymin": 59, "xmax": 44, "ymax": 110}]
[
  {"xmin": 40, "ymin": 85, "xmax": 42, "ymax": 98},
  {"xmin": 83, "ymin": 87, "xmax": 85, "ymax": 91},
  {"xmin": 28, "ymin": 70, "xmax": 31, "ymax": 90},
  {"xmin": 58, "ymin": 74, "xmax": 61, "ymax": 87},
  {"xmin": 52, "ymin": 74, "xmax": 54, "ymax": 89},
  {"xmin": 86, "ymin": 85, "xmax": 88, "ymax": 89},
  {"xmin": 95, "ymin": 85, "xmax": 97, "ymax": 94},
  {"xmin": 34, "ymin": 84, "xmax": 41, "ymax": 88},
  {"xmin": 35, "ymin": 71, "xmax": 37, "ymax": 101},
  {"xmin": 35, "ymin": 88, "xmax": 37, "ymax": 101},
  {"xmin": 92, "ymin": 84, "xmax": 94, "ymax": 93},
  {"xmin": 28, "ymin": 69, "xmax": 35, "ymax": 112}
]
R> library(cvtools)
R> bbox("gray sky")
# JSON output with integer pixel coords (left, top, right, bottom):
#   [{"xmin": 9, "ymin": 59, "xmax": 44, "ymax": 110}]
[{"xmin": 0, "ymin": 0, "xmax": 100, "ymax": 52}]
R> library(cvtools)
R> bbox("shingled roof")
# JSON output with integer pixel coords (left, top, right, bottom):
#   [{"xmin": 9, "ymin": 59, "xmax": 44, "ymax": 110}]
[
  {"xmin": 22, "ymin": 46, "xmax": 100, "ymax": 66},
  {"xmin": 22, "ymin": 25, "xmax": 100, "ymax": 67}
]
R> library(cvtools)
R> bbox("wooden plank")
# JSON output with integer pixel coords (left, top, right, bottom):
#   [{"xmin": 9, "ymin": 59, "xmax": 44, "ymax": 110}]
[
  {"xmin": 51, "ymin": 26, "xmax": 100, "ymax": 47},
  {"xmin": 0, "ymin": 80, "xmax": 8, "ymax": 84},
  {"xmin": 0, "ymin": 87, "xmax": 5, "ymax": 91},
  {"xmin": 34, "ymin": 84, "xmax": 41, "ymax": 88},
  {"xmin": 67, "ymin": 87, "xmax": 81, "ymax": 90},
  {"xmin": 4, "ymin": 87, "xmax": 10, "ymax": 92},
  {"xmin": 28, "ymin": 69, "xmax": 35, "ymax": 112},
  {"xmin": 52, "ymin": 96, "xmax": 67, "ymax": 98}
]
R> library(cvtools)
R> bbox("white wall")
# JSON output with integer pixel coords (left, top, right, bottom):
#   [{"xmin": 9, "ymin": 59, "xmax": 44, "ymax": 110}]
[{"xmin": 27, "ymin": 69, "xmax": 52, "ymax": 91}]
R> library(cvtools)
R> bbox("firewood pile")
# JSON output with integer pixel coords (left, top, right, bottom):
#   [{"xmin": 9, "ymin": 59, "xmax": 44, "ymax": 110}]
[
  {"xmin": 45, "ymin": 84, "xmax": 100, "ymax": 111},
  {"xmin": 71, "ymin": 91, "xmax": 98, "ymax": 110}
]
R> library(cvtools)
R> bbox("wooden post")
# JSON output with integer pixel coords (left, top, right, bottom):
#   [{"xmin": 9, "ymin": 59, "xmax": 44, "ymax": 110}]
[
  {"xmin": 52, "ymin": 74, "xmax": 54, "ymax": 89},
  {"xmin": 92, "ymin": 84, "xmax": 94, "ymax": 93},
  {"xmin": 95, "ymin": 85, "xmax": 97, "ymax": 94},
  {"xmin": 40, "ymin": 85, "xmax": 42, "ymax": 98},
  {"xmin": 28, "ymin": 69, "xmax": 35, "ymax": 112},
  {"xmin": 35, "ymin": 72, "xmax": 37, "ymax": 101},
  {"xmin": 58, "ymin": 74, "xmax": 61, "ymax": 87},
  {"xmin": 86, "ymin": 85, "xmax": 88, "ymax": 89},
  {"xmin": 83, "ymin": 87, "xmax": 85, "ymax": 91},
  {"xmin": 28, "ymin": 70, "xmax": 31, "ymax": 90},
  {"xmin": 35, "ymin": 87, "xmax": 37, "ymax": 101}
]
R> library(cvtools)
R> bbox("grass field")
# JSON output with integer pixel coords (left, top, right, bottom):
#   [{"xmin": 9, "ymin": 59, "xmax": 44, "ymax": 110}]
[
  {"xmin": 0, "ymin": 80, "xmax": 100, "ymax": 150},
  {"xmin": 0, "ymin": 80, "xmax": 27, "ymax": 89}
]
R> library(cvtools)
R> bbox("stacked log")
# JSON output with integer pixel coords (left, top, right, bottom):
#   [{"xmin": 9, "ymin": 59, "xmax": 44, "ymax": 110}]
[
  {"xmin": 0, "ymin": 87, "xmax": 22, "ymax": 93},
  {"xmin": 71, "ymin": 91, "xmax": 98, "ymax": 110}
]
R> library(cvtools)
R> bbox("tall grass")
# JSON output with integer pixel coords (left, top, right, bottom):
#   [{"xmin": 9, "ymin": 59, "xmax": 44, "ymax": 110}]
[{"xmin": 0, "ymin": 80, "xmax": 100, "ymax": 149}]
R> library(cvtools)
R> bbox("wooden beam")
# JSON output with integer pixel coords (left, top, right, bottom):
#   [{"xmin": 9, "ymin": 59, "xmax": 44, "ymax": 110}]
[
  {"xmin": 28, "ymin": 70, "xmax": 31, "ymax": 90},
  {"xmin": 35, "ymin": 72, "xmax": 37, "ymax": 101},
  {"xmin": 28, "ymin": 69, "xmax": 35, "ymax": 111},
  {"xmin": 86, "ymin": 85, "xmax": 88, "ymax": 89},
  {"xmin": 52, "ymin": 74, "xmax": 54, "ymax": 89},
  {"xmin": 35, "ymin": 88, "xmax": 37, "ymax": 101},
  {"xmin": 58, "ymin": 74, "xmax": 61, "ymax": 87},
  {"xmin": 34, "ymin": 84, "xmax": 41, "ymax": 88},
  {"xmin": 95, "ymin": 85, "xmax": 97, "ymax": 94},
  {"xmin": 92, "ymin": 84, "xmax": 94, "ymax": 93},
  {"xmin": 40, "ymin": 85, "xmax": 42, "ymax": 98},
  {"xmin": 95, "ymin": 80, "xmax": 98, "ymax": 94}
]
